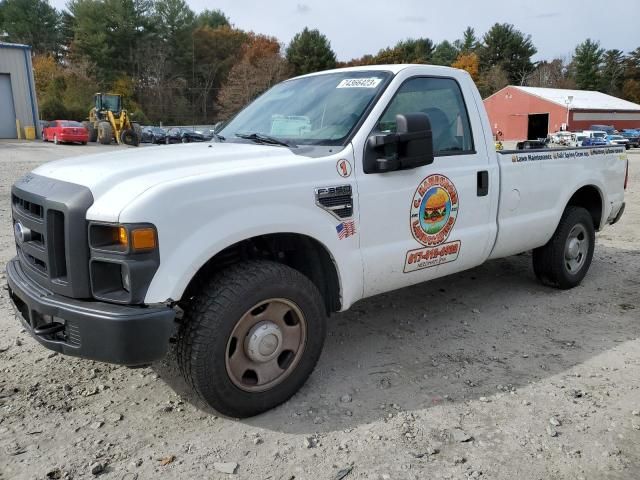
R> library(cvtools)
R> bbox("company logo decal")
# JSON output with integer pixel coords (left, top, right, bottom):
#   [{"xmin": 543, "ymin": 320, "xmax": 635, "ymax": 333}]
[
  {"xmin": 404, "ymin": 240, "xmax": 461, "ymax": 273},
  {"xmin": 410, "ymin": 174, "xmax": 458, "ymax": 247},
  {"xmin": 337, "ymin": 159, "xmax": 352, "ymax": 178}
]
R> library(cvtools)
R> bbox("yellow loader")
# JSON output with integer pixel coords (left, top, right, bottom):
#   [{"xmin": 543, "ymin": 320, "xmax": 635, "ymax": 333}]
[{"xmin": 83, "ymin": 93, "xmax": 142, "ymax": 146}]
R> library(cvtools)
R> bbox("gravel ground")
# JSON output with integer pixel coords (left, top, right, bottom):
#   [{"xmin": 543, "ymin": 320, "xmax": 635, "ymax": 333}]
[{"xmin": 0, "ymin": 140, "xmax": 639, "ymax": 480}]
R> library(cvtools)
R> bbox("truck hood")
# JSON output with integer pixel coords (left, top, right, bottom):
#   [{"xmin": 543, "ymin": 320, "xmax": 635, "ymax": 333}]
[{"xmin": 33, "ymin": 143, "xmax": 302, "ymax": 222}]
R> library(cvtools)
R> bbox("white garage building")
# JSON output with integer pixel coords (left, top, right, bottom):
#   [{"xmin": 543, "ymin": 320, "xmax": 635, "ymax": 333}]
[{"xmin": 0, "ymin": 42, "xmax": 40, "ymax": 139}]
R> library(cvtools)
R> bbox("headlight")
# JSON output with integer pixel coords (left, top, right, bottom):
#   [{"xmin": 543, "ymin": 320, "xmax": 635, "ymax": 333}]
[
  {"xmin": 89, "ymin": 224, "xmax": 157, "ymax": 253},
  {"xmin": 88, "ymin": 223, "xmax": 159, "ymax": 304}
]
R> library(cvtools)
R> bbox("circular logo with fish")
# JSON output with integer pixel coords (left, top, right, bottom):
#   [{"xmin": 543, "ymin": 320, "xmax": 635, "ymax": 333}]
[{"xmin": 410, "ymin": 174, "xmax": 459, "ymax": 246}]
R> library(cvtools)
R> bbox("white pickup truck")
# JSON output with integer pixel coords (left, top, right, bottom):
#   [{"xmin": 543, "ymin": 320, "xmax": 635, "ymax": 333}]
[{"xmin": 7, "ymin": 65, "xmax": 628, "ymax": 417}]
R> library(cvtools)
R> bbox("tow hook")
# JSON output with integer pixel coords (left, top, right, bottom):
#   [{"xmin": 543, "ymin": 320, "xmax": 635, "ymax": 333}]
[{"xmin": 33, "ymin": 322, "xmax": 65, "ymax": 336}]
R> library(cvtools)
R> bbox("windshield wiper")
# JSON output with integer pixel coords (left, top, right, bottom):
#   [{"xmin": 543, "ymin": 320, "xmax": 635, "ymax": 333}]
[{"xmin": 235, "ymin": 132, "xmax": 295, "ymax": 148}]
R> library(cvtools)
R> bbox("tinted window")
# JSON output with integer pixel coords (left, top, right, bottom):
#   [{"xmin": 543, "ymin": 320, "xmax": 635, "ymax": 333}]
[{"xmin": 376, "ymin": 77, "xmax": 474, "ymax": 154}]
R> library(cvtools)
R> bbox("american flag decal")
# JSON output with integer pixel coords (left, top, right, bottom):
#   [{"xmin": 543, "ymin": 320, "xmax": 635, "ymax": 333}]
[{"xmin": 336, "ymin": 220, "xmax": 356, "ymax": 239}]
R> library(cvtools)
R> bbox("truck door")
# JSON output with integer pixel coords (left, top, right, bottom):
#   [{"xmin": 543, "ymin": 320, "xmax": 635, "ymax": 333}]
[{"xmin": 355, "ymin": 75, "xmax": 497, "ymax": 297}]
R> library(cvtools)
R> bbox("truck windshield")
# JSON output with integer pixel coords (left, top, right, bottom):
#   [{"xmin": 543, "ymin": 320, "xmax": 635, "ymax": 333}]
[{"xmin": 218, "ymin": 71, "xmax": 392, "ymax": 146}]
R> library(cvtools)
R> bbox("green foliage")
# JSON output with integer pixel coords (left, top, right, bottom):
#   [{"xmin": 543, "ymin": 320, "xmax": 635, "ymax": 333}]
[
  {"xmin": 599, "ymin": 49, "xmax": 625, "ymax": 95},
  {"xmin": 479, "ymin": 23, "xmax": 537, "ymax": 84},
  {"xmin": 40, "ymin": 96, "xmax": 69, "ymax": 120},
  {"xmin": 0, "ymin": 0, "xmax": 62, "ymax": 54},
  {"xmin": 67, "ymin": 0, "xmax": 153, "ymax": 84},
  {"xmin": 286, "ymin": 27, "xmax": 336, "ymax": 75},
  {"xmin": 432, "ymin": 41, "xmax": 459, "ymax": 66},
  {"xmin": 454, "ymin": 27, "xmax": 479, "ymax": 53},
  {"xmin": 196, "ymin": 9, "xmax": 229, "ymax": 29},
  {"xmin": 571, "ymin": 39, "xmax": 604, "ymax": 90}
]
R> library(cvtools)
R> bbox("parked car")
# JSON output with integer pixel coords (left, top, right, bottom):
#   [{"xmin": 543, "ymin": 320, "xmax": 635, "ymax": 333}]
[
  {"xmin": 165, "ymin": 127, "xmax": 206, "ymax": 144},
  {"xmin": 550, "ymin": 131, "xmax": 572, "ymax": 145},
  {"xmin": 620, "ymin": 129, "xmax": 640, "ymax": 148},
  {"xmin": 606, "ymin": 135, "xmax": 630, "ymax": 149},
  {"xmin": 582, "ymin": 130, "xmax": 609, "ymax": 145},
  {"xmin": 42, "ymin": 120, "xmax": 89, "ymax": 145},
  {"xmin": 582, "ymin": 136, "xmax": 608, "ymax": 147},
  {"xmin": 516, "ymin": 139, "xmax": 547, "ymax": 150},
  {"xmin": 141, "ymin": 126, "xmax": 167, "ymax": 144},
  {"xmin": 7, "ymin": 64, "xmax": 628, "ymax": 418},
  {"xmin": 569, "ymin": 133, "xmax": 587, "ymax": 148},
  {"xmin": 588, "ymin": 124, "xmax": 616, "ymax": 135}
]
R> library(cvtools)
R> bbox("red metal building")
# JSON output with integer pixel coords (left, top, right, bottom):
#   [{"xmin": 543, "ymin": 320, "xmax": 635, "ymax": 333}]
[{"xmin": 483, "ymin": 86, "xmax": 640, "ymax": 141}]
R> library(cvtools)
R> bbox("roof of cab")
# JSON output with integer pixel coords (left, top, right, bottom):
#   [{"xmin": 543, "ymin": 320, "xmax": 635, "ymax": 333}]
[{"xmin": 296, "ymin": 64, "xmax": 462, "ymax": 79}]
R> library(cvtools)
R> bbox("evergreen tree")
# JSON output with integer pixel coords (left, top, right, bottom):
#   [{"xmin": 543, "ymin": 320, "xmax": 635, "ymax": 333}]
[
  {"xmin": 479, "ymin": 23, "xmax": 537, "ymax": 84},
  {"xmin": 0, "ymin": 0, "xmax": 62, "ymax": 55},
  {"xmin": 432, "ymin": 40, "xmax": 459, "ymax": 66},
  {"xmin": 286, "ymin": 27, "xmax": 336, "ymax": 75},
  {"xmin": 599, "ymin": 49, "xmax": 625, "ymax": 95},
  {"xmin": 571, "ymin": 39, "xmax": 604, "ymax": 90}
]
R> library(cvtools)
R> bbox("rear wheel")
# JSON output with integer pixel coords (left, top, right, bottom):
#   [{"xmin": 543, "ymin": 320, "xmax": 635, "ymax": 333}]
[
  {"xmin": 181, "ymin": 136, "xmax": 189, "ymax": 143},
  {"xmin": 177, "ymin": 260, "xmax": 327, "ymax": 418},
  {"xmin": 97, "ymin": 122, "xmax": 112, "ymax": 145},
  {"xmin": 533, "ymin": 206, "xmax": 595, "ymax": 289}
]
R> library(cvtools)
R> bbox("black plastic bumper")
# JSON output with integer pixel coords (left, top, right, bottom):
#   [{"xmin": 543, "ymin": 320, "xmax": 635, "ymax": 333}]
[
  {"xmin": 6, "ymin": 258, "xmax": 176, "ymax": 365},
  {"xmin": 610, "ymin": 202, "xmax": 625, "ymax": 226}
]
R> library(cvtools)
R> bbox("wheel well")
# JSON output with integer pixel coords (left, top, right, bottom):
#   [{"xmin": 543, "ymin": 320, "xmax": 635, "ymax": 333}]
[
  {"xmin": 182, "ymin": 233, "xmax": 341, "ymax": 313},
  {"xmin": 567, "ymin": 185, "xmax": 602, "ymax": 229}
]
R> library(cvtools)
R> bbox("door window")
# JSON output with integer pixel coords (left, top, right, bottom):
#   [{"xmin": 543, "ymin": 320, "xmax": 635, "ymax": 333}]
[{"xmin": 376, "ymin": 77, "xmax": 474, "ymax": 155}]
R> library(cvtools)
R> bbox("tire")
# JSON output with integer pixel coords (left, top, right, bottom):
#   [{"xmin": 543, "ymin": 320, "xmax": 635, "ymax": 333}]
[
  {"xmin": 132, "ymin": 122, "xmax": 142, "ymax": 143},
  {"xmin": 532, "ymin": 206, "xmax": 595, "ymax": 289},
  {"xmin": 98, "ymin": 122, "xmax": 112, "ymax": 145},
  {"xmin": 165, "ymin": 137, "xmax": 170, "ymax": 145},
  {"xmin": 81, "ymin": 142, "xmax": 87, "ymax": 145},
  {"xmin": 181, "ymin": 136, "xmax": 189, "ymax": 143},
  {"xmin": 86, "ymin": 122, "xmax": 98, "ymax": 142},
  {"xmin": 120, "ymin": 128, "xmax": 140, "ymax": 146},
  {"xmin": 177, "ymin": 260, "xmax": 327, "ymax": 418}
]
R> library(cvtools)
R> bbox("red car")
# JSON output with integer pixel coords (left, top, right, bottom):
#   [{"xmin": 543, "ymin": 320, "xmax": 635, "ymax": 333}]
[{"xmin": 42, "ymin": 120, "xmax": 89, "ymax": 145}]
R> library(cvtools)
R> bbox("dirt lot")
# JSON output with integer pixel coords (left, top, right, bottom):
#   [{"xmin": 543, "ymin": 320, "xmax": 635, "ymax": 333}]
[{"xmin": 0, "ymin": 140, "xmax": 639, "ymax": 480}]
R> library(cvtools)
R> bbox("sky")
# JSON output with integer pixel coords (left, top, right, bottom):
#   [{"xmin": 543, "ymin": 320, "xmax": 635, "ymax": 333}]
[{"xmin": 51, "ymin": 0, "xmax": 638, "ymax": 62}]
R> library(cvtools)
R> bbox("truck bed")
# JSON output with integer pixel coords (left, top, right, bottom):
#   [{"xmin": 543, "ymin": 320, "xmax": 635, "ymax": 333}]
[{"xmin": 489, "ymin": 145, "xmax": 627, "ymax": 260}]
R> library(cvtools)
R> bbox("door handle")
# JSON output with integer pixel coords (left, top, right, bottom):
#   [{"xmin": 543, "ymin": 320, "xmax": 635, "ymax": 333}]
[{"xmin": 477, "ymin": 171, "xmax": 489, "ymax": 197}]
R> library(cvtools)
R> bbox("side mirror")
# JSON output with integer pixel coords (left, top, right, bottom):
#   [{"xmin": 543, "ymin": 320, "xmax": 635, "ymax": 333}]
[{"xmin": 364, "ymin": 113, "xmax": 435, "ymax": 174}]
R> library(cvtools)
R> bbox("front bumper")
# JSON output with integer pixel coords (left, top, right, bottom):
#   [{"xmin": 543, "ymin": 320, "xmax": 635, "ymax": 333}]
[{"xmin": 6, "ymin": 258, "xmax": 176, "ymax": 365}]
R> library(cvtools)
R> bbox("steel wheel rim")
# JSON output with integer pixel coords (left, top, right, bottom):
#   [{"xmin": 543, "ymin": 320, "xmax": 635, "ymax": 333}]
[
  {"xmin": 225, "ymin": 298, "xmax": 307, "ymax": 393},
  {"xmin": 564, "ymin": 223, "xmax": 588, "ymax": 274}
]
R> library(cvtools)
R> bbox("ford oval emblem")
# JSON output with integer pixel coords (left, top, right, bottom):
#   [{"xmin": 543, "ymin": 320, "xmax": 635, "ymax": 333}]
[{"xmin": 14, "ymin": 221, "xmax": 31, "ymax": 244}]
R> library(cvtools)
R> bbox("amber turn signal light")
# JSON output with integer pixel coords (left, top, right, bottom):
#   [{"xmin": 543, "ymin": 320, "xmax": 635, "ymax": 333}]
[
  {"xmin": 118, "ymin": 226, "xmax": 128, "ymax": 246},
  {"xmin": 131, "ymin": 228, "xmax": 156, "ymax": 250}
]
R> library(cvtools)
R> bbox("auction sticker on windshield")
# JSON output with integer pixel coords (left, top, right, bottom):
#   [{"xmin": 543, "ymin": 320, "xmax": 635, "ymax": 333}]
[{"xmin": 336, "ymin": 78, "xmax": 382, "ymax": 88}]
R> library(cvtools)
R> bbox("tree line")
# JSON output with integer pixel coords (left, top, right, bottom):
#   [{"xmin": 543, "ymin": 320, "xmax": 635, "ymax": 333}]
[{"xmin": 1, "ymin": 0, "xmax": 639, "ymax": 124}]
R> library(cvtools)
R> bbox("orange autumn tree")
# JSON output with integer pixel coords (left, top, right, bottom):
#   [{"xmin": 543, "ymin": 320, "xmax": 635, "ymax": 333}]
[
  {"xmin": 217, "ymin": 33, "xmax": 290, "ymax": 120},
  {"xmin": 452, "ymin": 52, "xmax": 480, "ymax": 81}
]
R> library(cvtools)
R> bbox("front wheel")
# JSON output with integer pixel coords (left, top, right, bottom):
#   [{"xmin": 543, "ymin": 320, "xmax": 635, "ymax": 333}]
[
  {"xmin": 177, "ymin": 261, "xmax": 327, "ymax": 418},
  {"xmin": 532, "ymin": 206, "xmax": 595, "ymax": 289}
]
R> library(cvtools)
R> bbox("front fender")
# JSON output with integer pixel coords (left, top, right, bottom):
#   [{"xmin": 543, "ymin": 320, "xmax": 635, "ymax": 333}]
[{"xmin": 137, "ymin": 203, "xmax": 362, "ymax": 310}]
